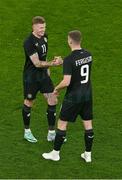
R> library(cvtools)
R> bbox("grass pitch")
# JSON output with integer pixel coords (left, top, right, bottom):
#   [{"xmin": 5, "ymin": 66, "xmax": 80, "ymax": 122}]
[{"xmin": 0, "ymin": 0, "xmax": 122, "ymax": 178}]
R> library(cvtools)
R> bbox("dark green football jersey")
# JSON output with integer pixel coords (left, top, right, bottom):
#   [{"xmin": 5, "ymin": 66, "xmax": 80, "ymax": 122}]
[
  {"xmin": 63, "ymin": 49, "xmax": 92, "ymax": 103},
  {"xmin": 23, "ymin": 33, "xmax": 48, "ymax": 82}
]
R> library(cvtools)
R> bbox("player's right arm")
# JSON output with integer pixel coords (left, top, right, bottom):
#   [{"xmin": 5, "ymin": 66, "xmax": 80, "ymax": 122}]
[
  {"xmin": 24, "ymin": 39, "xmax": 62, "ymax": 68},
  {"xmin": 30, "ymin": 52, "xmax": 56, "ymax": 68}
]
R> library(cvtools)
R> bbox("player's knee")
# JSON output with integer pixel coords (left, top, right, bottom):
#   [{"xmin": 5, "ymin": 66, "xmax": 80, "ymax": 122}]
[
  {"xmin": 47, "ymin": 94, "xmax": 58, "ymax": 105},
  {"xmin": 24, "ymin": 99, "xmax": 33, "ymax": 107},
  {"xmin": 58, "ymin": 120, "xmax": 68, "ymax": 130},
  {"xmin": 83, "ymin": 120, "xmax": 93, "ymax": 130}
]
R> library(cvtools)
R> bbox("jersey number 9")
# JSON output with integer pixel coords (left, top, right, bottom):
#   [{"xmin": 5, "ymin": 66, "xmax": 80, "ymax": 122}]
[{"xmin": 80, "ymin": 64, "xmax": 89, "ymax": 84}]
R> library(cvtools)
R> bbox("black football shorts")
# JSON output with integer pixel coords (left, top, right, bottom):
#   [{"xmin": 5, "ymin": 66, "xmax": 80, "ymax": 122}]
[
  {"xmin": 59, "ymin": 99, "xmax": 93, "ymax": 122},
  {"xmin": 23, "ymin": 75, "xmax": 54, "ymax": 100}
]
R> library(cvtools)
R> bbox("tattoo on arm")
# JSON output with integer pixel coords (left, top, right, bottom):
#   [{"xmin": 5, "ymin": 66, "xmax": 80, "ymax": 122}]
[{"xmin": 30, "ymin": 53, "xmax": 53, "ymax": 68}]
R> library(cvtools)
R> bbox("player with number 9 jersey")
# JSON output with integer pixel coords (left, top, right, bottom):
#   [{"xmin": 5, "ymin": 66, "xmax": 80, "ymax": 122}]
[
  {"xmin": 59, "ymin": 48, "xmax": 93, "ymax": 122},
  {"xmin": 63, "ymin": 49, "xmax": 92, "ymax": 104},
  {"xmin": 42, "ymin": 30, "xmax": 94, "ymax": 162}
]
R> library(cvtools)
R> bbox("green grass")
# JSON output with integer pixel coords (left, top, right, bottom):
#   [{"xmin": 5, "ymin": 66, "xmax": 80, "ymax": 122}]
[{"xmin": 0, "ymin": 0, "xmax": 122, "ymax": 178}]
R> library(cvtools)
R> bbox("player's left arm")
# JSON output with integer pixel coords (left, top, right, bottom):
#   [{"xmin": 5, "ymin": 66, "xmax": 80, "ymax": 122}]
[{"xmin": 54, "ymin": 75, "xmax": 71, "ymax": 95}]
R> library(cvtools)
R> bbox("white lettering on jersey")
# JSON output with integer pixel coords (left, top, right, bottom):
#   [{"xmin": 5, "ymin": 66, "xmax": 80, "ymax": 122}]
[{"xmin": 75, "ymin": 56, "xmax": 92, "ymax": 66}]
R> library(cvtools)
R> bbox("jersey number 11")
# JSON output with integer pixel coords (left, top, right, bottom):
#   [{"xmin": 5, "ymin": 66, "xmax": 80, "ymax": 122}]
[{"xmin": 41, "ymin": 44, "xmax": 46, "ymax": 53}]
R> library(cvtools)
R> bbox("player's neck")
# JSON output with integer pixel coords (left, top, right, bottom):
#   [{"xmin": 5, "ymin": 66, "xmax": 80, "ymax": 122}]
[
  {"xmin": 32, "ymin": 32, "xmax": 41, "ymax": 39},
  {"xmin": 71, "ymin": 46, "xmax": 82, "ymax": 51}
]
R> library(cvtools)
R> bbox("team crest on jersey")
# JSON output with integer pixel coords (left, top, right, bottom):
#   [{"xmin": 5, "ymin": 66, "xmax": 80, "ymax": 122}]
[
  {"xmin": 27, "ymin": 94, "xmax": 32, "ymax": 99},
  {"xmin": 44, "ymin": 37, "xmax": 47, "ymax": 42},
  {"xmin": 35, "ymin": 43, "xmax": 39, "ymax": 47}
]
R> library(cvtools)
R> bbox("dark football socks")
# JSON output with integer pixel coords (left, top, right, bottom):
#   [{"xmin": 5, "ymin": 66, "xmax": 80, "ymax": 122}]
[
  {"xmin": 22, "ymin": 104, "xmax": 31, "ymax": 129},
  {"xmin": 46, "ymin": 105, "xmax": 56, "ymax": 130},
  {"xmin": 54, "ymin": 129, "xmax": 66, "ymax": 151},
  {"xmin": 84, "ymin": 129, "xmax": 94, "ymax": 152}
]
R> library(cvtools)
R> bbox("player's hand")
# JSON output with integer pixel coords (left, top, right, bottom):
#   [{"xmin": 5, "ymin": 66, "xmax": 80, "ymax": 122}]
[
  {"xmin": 53, "ymin": 56, "xmax": 63, "ymax": 66},
  {"xmin": 53, "ymin": 88, "xmax": 59, "ymax": 96}
]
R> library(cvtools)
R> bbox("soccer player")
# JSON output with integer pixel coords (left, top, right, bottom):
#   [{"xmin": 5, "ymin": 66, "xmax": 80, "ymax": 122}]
[
  {"xmin": 22, "ymin": 16, "xmax": 62, "ymax": 143},
  {"xmin": 42, "ymin": 30, "xmax": 94, "ymax": 162}
]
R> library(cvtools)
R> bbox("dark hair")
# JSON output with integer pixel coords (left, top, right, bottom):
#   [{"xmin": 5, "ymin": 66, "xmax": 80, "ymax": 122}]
[
  {"xmin": 68, "ymin": 30, "xmax": 81, "ymax": 43},
  {"xmin": 32, "ymin": 16, "xmax": 45, "ymax": 25}
]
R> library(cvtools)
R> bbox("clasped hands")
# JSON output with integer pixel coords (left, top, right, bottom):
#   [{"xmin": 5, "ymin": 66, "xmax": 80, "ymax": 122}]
[{"xmin": 51, "ymin": 56, "xmax": 63, "ymax": 66}]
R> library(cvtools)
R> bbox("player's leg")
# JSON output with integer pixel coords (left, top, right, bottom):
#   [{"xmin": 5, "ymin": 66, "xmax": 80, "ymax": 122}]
[
  {"xmin": 22, "ymin": 99, "xmax": 37, "ymax": 143},
  {"xmin": 81, "ymin": 120, "xmax": 94, "ymax": 162},
  {"xmin": 43, "ymin": 92, "xmax": 57, "ymax": 141},
  {"xmin": 22, "ymin": 99, "xmax": 33, "ymax": 129},
  {"xmin": 42, "ymin": 119, "xmax": 68, "ymax": 161},
  {"xmin": 42, "ymin": 100, "xmax": 78, "ymax": 161},
  {"xmin": 83, "ymin": 120, "xmax": 94, "ymax": 152},
  {"xmin": 22, "ymin": 82, "xmax": 38, "ymax": 143},
  {"xmin": 53, "ymin": 119, "xmax": 67, "ymax": 151},
  {"xmin": 80, "ymin": 101, "xmax": 94, "ymax": 162},
  {"xmin": 40, "ymin": 75, "xmax": 57, "ymax": 141}
]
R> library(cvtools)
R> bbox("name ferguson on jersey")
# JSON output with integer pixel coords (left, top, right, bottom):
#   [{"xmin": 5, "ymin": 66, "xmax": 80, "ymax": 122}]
[{"xmin": 75, "ymin": 56, "xmax": 92, "ymax": 66}]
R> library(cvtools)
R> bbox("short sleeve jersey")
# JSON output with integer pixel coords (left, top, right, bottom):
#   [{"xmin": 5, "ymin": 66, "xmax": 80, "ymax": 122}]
[
  {"xmin": 23, "ymin": 33, "xmax": 48, "ymax": 82},
  {"xmin": 63, "ymin": 49, "xmax": 93, "ymax": 103}
]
